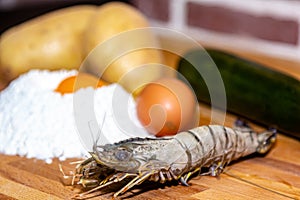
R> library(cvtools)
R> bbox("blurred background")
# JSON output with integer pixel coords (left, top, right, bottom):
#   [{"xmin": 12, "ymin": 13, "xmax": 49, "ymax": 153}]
[
  {"xmin": 0, "ymin": 0, "xmax": 128, "ymax": 33},
  {"xmin": 1, "ymin": 0, "xmax": 300, "ymax": 63}
]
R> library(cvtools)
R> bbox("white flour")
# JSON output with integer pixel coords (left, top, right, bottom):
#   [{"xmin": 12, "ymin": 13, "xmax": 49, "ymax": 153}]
[{"xmin": 0, "ymin": 70, "xmax": 150, "ymax": 163}]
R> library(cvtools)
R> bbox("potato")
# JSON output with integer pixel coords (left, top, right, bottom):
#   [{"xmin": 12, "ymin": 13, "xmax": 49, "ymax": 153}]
[
  {"xmin": 0, "ymin": 5, "xmax": 97, "ymax": 81},
  {"xmin": 83, "ymin": 2, "xmax": 166, "ymax": 94}
]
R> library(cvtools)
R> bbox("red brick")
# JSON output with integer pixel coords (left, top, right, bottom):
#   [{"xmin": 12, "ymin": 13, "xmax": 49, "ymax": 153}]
[
  {"xmin": 131, "ymin": 0, "xmax": 170, "ymax": 22},
  {"xmin": 187, "ymin": 3, "xmax": 299, "ymax": 45}
]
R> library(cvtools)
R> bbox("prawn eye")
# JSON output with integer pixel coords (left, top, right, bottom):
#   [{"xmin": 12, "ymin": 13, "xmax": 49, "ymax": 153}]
[{"xmin": 114, "ymin": 148, "xmax": 131, "ymax": 161}]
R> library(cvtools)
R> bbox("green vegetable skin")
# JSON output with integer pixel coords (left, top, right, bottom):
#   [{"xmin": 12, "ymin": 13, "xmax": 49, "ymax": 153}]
[{"xmin": 178, "ymin": 49, "xmax": 300, "ymax": 139}]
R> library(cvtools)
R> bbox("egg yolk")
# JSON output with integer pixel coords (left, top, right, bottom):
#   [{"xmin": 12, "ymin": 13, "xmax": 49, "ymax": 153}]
[{"xmin": 55, "ymin": 73, "xmax": 108, "ymax": 94}]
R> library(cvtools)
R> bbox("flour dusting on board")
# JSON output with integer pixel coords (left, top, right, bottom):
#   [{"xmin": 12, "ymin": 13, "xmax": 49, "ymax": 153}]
[{"xmin": 0, "ymin": 70, "xmax": 150, "ymax": 163}]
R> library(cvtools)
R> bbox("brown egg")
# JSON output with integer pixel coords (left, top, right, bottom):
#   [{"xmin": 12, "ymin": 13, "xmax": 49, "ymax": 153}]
[{"xmin": 136, "ymin": 78, "xmax": 199, "ymax": 137}]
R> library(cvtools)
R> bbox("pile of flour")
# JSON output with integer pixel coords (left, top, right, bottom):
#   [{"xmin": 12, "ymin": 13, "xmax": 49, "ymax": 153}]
[{"xmin": 0, "ymin": 70, "xmax": 150, "ymax": 163}]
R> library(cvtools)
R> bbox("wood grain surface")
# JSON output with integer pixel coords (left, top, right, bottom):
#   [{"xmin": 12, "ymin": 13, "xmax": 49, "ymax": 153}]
[
  {"xmin": 0, "ymin": 49, "xmax": 300, "ymax": 199},
  {"xmin": 0, "ymin": 103, "xmax": 299, "ymax": 200}
]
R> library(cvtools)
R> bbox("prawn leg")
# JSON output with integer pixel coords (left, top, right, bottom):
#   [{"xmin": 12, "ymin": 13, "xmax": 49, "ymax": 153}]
[
  {"xmin": 113, "ymin": 172, "xmax": 153, "ymax": 198},
  {"xmin": 74, "ymin": 172, "xmax": 137, "ymax": 199}
]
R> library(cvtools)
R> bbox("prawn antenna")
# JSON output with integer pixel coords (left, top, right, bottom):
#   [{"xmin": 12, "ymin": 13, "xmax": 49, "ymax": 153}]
[{"xmin": 87, "ymin": 113, "xmax": 107, "ymax": 152}]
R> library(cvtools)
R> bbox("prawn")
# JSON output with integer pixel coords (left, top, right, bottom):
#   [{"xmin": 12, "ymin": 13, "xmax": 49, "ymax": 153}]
[{"xmin": 62, "ymin": 120, "xmax": 276, "ymax": 199}]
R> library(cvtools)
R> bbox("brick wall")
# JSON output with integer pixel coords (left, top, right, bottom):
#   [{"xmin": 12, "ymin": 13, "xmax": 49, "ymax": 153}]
[{"xmin": 132, "ymin": 0, "xmax": 300, "ymax": 62}]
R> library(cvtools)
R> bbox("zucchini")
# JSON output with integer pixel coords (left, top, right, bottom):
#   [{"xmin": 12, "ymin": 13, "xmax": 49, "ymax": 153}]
[{"xmin": 177, "ymin": 49, "xmax": 300, "ymax": 139}]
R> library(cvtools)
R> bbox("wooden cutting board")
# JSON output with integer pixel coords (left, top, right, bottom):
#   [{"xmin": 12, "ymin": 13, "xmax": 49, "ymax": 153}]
[
  {"xmin": 0, "ymin": 51, "xmax": 300, "ymax": 199},
  {"xmin": 0, "ymin": 103, "xmax": 299, "ymax": 200}
]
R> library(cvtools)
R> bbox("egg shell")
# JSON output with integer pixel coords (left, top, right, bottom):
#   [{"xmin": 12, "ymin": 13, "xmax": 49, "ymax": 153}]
[{"xmin": 136, "ymin": 78, "xmax": 199, "ymax": 137}]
